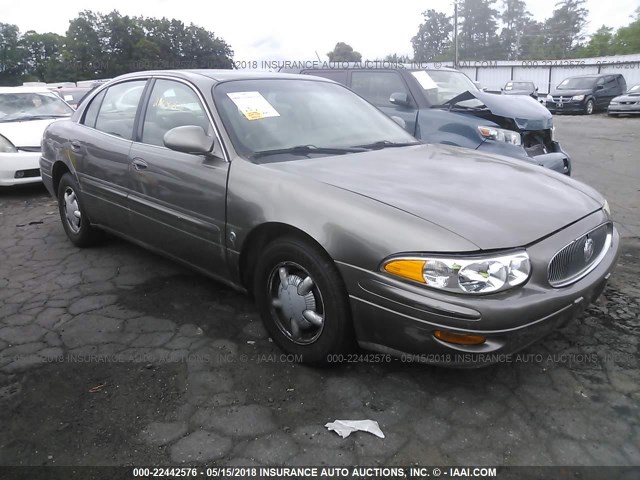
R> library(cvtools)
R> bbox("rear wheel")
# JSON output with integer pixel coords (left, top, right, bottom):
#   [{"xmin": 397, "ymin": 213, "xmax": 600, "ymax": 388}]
[
  {"xmin": 57, "ymin": 173, "xmax": 102, "ymax": 247},
  {"xmin": 585, "ymin": 99, "xmax": 594, "ymax": 115},
  {"xmin": 253, "ymin": 236, "xmax": 354, "ymax": 364}
]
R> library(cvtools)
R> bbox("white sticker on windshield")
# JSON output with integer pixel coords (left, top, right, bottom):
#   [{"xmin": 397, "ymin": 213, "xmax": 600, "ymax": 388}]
[
  {"xmin": 64, "ymin": 95, "xmax": 74, "ymax": 101},
  {"xmin": 227, "ymin": 91, "xmax": 280, "ymax": 121},
  {"xmin": 411, "ymin": 71, "xmax": 438, "ymax": 90}
]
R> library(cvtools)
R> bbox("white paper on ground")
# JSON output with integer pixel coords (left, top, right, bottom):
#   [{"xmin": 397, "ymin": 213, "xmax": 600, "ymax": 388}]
[{"xmin": 325, "ymin": 419, "xmax": 385, "ymax": 439}]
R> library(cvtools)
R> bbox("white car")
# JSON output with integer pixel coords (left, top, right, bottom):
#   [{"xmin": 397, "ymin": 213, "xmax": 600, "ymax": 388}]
[{"xmin": 0, "ymin": 87, "xmax": 74, "ymax": 186}]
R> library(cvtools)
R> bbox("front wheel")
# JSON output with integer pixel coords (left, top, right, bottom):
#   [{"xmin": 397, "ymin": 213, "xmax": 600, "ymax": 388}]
[
  {"xmin": 253, "ymin": 237, "xmax": 354, "ymax": 364},
  {"xmin": 57, "ymin": 173, "xmax": 102, "ymax": 247},
  {"xmin": 585, "ymin": 99, "xmax": 594, "ymax": 115}
]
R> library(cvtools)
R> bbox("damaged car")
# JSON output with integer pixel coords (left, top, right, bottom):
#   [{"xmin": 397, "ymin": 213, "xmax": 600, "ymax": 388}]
[
  {"xmin": 40, "ymin": 70, "xmax": 617, "ymax": 366},
  {"xmin": 289, "ymin": 65, "xmax": 571, "ymax": 175}
]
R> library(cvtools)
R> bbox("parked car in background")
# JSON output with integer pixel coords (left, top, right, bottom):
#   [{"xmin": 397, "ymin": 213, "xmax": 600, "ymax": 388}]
[
  {"xmin": 51, "ymin": 86, "xmax": 93, "ymax": 109},
  {"xmin": 288, "ymin": 65, "xmax": 571, "ymax": 175},
  {"xmin": 40, "ymin": 70, "xmax": 618, "ymax": 366},
  {"xmin": 607, "ymin": 84, "xmax": 640, "ymax": 116},
  {"xmin": 0, "ymin": 87, "xmax": 74, "ymax": 186},
  {"xmin": 502, "ymin": 81, "xmax": 538, "ymax": 100},
  {"xmin": 546, "ymin": 74, "xmax": 626, "ymax": 115}
]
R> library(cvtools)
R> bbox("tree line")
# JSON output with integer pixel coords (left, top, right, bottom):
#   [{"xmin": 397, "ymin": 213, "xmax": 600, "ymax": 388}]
[
  {"xmin": 411, "ymin": 0, "xmax": 640, "ymax": 62},
  {"xmin": 0, "ymin": 10, "xmax": 233, "ymax": 85},
  {"xmin": 326, "ymin": 0, "xmax": 640, "ymax": 62}
]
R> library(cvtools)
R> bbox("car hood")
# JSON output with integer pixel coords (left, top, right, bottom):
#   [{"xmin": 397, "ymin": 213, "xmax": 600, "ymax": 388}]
[
  {"xmin": 470, "ymin": 90, "xmax": 552, "ymax": 130},
  {"xmin": 0, "ymin": 119, "xmax": 60, "ymax": 147},
  {"xmin": 502, "ymin": 90, "xmax": 533, "ymax": 95},
  {"xmin": 263, "ymin": 144, "xmax": 603, "ymax": 250},
  {"xmin": 550, "ymin": 88, "xmax": 592, "ymax": 97},
  {"xmin": 612, "ymin": 93, "xmax": 640, "ymax": 102}
]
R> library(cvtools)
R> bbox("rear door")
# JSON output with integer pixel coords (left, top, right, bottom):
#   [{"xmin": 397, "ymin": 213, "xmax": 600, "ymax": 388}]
[
  {"xmin": 127, "ymin": 78, "xmax": 230, "ymax": 278},
  {"xmin": 348, "ymin": 70, "xmax": 418, "ymax": 136},
  {"xmin": 73, "ymin": 79, "xmax": 148, "ymax": 233}
]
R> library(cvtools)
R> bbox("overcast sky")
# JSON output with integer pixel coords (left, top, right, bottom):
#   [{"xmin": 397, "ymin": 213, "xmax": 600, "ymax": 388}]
[{"xmin": 4, "ymin": 0, "xmax": 639, "ymax": 61}]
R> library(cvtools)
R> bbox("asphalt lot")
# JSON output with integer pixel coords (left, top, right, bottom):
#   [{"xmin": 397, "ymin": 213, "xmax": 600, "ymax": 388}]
[{"xmin": 0, "ymin": 114, "xmax": 638, "ymax": 468}]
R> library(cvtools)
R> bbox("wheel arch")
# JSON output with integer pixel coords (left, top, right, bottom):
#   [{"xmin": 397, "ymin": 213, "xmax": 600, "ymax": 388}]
[
  {"xmin": 51, "ymin": 161, "xmax": 72, "ymax": 196},
  {"xmin": 238, "ymin": 222, "xmax": 340, "ymax": 293}
]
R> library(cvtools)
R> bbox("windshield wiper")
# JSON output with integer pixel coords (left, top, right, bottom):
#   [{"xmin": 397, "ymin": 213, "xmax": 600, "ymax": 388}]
[
  {"xmin": 0, "ymin": 114, "xmax": 70, "ymax": 123},
  {"xmin": 354, "ymin": 140, "xmax": 421, "ymax": 150},
  {"xmin": 251, "ymin": 145, "xmax": 366, "ymax": 159}
]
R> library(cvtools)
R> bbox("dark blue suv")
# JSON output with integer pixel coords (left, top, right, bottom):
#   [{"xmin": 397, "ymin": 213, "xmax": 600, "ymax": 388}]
[{"xmin": 290, "ymin": 65, "xmax": 571, "ymax": 175}]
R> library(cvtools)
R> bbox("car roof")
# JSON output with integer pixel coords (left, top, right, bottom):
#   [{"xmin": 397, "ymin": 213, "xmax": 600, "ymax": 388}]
[
  {"xmin": 0, "ymin": 86, "xmax": 57, "ymax": 94},
  {"xmin": 112, "ymin": 69, "xmax": 331, "ymax": 84}
]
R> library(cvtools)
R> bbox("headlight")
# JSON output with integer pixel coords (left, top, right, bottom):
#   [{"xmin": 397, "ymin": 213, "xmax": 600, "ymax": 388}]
[
  {"xmin": 572, "ymin": 95, "xmax": 585, "ymax": 101},
  {"xmin": 0, "ymin": 134, "xmax": 17, "ymax": 153},
  {"xmin": 546, "ymin": 94, "xmax": 553, "ymax": 101},
  {"xmin": 382, "ymin": 251, "xmax": 531, "ymax": 295},
  {"xmin": 478, "ymin": 126, "xmax": 521, "ymax": 146},
  {"xmin": 603, "ymin": 199, "xmax": 611, "ymax": 217},
  {"xmin": 609, "ymin": 101, "xmax": 619, "ymax": 105}
]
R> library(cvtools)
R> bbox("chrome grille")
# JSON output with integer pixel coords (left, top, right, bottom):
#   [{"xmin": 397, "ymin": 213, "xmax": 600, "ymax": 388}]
[{"xmin": 548, "ymin": 223, "xmax": 612, "ymax": 287}]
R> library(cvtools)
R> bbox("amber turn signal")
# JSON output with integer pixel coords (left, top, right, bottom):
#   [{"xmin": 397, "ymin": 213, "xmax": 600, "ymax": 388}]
[
  {"xmin": 383, "ymin": 259, "xmax": 426, "ymax": 283},
  {"xmin": 433, "ymin": 330, "xmax": 486, "ymax": 346}
]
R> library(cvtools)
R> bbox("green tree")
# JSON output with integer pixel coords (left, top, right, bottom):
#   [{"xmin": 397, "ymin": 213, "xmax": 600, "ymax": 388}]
[
  {"xmin": 611, "ymin": 14, "xmax": 640, "ymax": 54},
  {"xmin": 383, "ymin": 53, "xmax": 413, "ymax": 63},
  {"xmin": 458, "ymin": 0, "xmax": 500, "ymax": 60},
  {"xmin": 499, "ymin": 0, "xmax": 531, "ymax": 59},
  {"xmin": 411, "ymin": 9, "xmax": 453, "ymax": 62},
  {"xmin": 20, "ymin": 31, "xmax": 65, "ymax": 81},
  {"xmin": 543, "ymin": 0, "xmax": 589, "ymax": 58},
  {"xmin": 580, "ymin": 25, "xmax": 614, "ymax": 57},
  {"xmin": 327, "ymin": 42, "xmax": 362, "ymax": 62},
  {"xmin": 0, "ymin": 23, "xmax": 25, "ymax": 85},
  {"xmin": 519, "ymin": 19, "xmax": 547, "ymax": 59},
  {"xmin": 64, "ymin": 11, "xmax": 106, "ymax": 80}
]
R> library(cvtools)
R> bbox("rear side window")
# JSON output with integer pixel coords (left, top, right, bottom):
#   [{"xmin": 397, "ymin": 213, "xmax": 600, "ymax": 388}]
[
  {"xmin": 303, "ymin": 70, "xmax": 348, "ymax": 85},
  {"xmin": 82, "ymin": 90, "xmax": 106, "ymax": 128},
  {"xmin": 350, "ymin": 71, "xmax": 411, "ymax": 107},
  {"xmin": 94, "ymin": 80, "xmax": 147, "ymax": 140}
]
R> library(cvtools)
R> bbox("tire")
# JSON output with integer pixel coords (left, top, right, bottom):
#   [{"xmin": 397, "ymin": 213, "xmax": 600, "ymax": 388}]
[
  {"xmin": 57, "ymin": 172, "xmax": 102, "ymax": 247},
  {"xmin": 253, "ymin": 236, "xmax": 354, "ymax": 364},
  {"xmin": 585, "ymin": 99, "xmax": 594, "ymax": 115}
]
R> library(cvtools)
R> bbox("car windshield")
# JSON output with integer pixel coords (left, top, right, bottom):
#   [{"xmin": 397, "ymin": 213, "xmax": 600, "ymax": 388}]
[
  {"xmin": 213, "ymin": 79, "xmax": 418, "ymax": 162},
  {"xmin": 628, "ymin": 85, "xmax": 640, "ymax": 94},
  {"xmin": 0, "ymin": 92, "xmax": 74, "ymax": 122},
  {"xmin": 557, "ymin": 77, "xmax": 597, "ymax": 90},
  {"xmin": 505, "ymin": 82, "xmax": 533, "ymax": 91},
  {"xmin": 410, "ymin": 70, "xmax": 479, "ymax": 105}
]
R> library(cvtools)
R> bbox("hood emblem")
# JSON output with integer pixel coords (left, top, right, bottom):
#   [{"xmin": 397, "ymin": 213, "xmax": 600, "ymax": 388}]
[{"xmin": 584, "ymin": 236, "xmax": 594, "ymax": 263}]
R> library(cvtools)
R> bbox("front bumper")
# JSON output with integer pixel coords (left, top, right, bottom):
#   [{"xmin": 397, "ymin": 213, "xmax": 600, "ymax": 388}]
[
  {"xmin": 338, "ymin": 211, "xmax": 619, "ymax": 367},
  {"xmin": 0, "ymin": 151, "xmax": 42, "ymax": 186},
  {"xmin": 476, "ymin": 140, "xmax": 572, "ymax": 176},
  {"xmin": 608, "ymin": 105, "xmax": 640, "ymax": 114},
  {"xmin": 546, "ymin": 100, "xmax": 587, "ymax": 114}
]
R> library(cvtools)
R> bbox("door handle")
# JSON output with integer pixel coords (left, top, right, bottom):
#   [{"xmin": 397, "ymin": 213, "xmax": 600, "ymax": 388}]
[
  {"xmin": 70, "ymin": 141, "xmax": 81, "ymax": 151},
  {"xmin": 132, "ymin": 158, "xmax": 148, "ymax": 171}
]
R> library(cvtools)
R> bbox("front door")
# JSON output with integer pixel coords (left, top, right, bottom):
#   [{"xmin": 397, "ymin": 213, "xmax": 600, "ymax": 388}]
[{"xmin": 127, "ymin": 78, "xmax": 230, "ymax": 278}]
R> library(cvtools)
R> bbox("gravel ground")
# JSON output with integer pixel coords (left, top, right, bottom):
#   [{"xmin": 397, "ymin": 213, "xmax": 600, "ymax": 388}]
[{"xmin": 0, "ymin": 114, "xmax": 638, "ymax": 469}]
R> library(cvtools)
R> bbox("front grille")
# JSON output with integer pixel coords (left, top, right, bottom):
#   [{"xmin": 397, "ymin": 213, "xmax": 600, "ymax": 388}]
[
  {"xmin": 522, "ymin": 129, "xmax": 553, "ymax": 157},
  {"xmin": 620, "ymin": 101, "xmax": 637, "ymax": 105},
  {"xmin": 548, "ymin": 223, "xmax": 612, "ymax": 287},
  {"xmin": 552, "ymin": 96, "xmax": 571, "ymax": 102}
]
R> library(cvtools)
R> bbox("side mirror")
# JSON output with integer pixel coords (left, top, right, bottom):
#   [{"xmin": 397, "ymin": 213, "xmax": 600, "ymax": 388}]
[
  {"xmin": 389, "ymin": 92, "xmax": 411, "ymax": 107},
  {"xmin": 535, "ymin": 87, "xmax": 539, "ymax": 91},
  {"xmin": 164, "ymin": 125, "xmax": 213, "ymax": 154},
  {"xmin": 390, "ymin": 116, "xmax": 406, "ymax": 129}
]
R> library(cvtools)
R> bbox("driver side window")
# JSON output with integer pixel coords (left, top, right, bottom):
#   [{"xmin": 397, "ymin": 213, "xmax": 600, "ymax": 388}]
[{"xmin": 141, "ymin": 80, "xmax": 210, "ymax": 148}]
